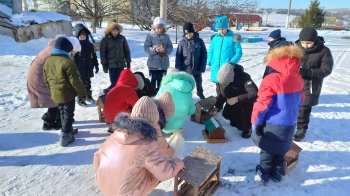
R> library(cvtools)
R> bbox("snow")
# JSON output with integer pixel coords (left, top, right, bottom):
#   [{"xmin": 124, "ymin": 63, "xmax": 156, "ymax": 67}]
[
  {"xmin": 0, "ymin": 3, "xmax": 71, "ymax": 26},
  {"xmin": 1, "ymin": 24, "xmax": 350, "ymax": 196}
]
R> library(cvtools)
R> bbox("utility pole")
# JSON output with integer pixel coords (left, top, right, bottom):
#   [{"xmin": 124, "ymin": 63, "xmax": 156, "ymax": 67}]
[
  {"xmin": 285, "ymin": 0, "xmax": 292, "ymax": 28},
  {"xmin": 160, "ymin": 0, "xmax": 167, "ymax": 23}
]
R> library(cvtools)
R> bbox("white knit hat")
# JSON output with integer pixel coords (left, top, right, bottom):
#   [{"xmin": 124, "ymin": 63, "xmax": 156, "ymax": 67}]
[
  {"xmin": 217, "ymin": 63, "xmax": 235, "ymax": 85},
  {"xmin": 153, "ymin": 17, "xmax": 165, "ymax": 29},
  {"xmin": 134, "ymin": 74, "xmax": 145, "ymax": 90},
  {"xmin": 67, "ymin": 37, "xmax": 81, "ymax": 52}
]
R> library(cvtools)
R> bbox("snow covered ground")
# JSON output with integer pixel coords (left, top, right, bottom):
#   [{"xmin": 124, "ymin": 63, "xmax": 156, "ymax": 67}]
[{"xmin": 0, "ymin": 26, "xmax": 350, "ymax": 196}]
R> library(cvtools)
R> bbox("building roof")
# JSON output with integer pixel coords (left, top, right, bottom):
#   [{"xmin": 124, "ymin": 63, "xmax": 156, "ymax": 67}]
[{"xmin": 234, "ymin": 14, "xmax": 262, "ymax": 22}]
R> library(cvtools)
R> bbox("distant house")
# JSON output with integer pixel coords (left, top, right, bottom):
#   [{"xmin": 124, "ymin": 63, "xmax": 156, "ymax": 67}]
[
  {"xmin": 290, "ymin": 16, "xmax": 338, "ymax": 28},
  {"xmin": 233, "ymin": 13, "xmax": 262, "ymax": 28},
  {"xmin": 0, "ymin": 0, "xmax": 22, "ymax": 14}
]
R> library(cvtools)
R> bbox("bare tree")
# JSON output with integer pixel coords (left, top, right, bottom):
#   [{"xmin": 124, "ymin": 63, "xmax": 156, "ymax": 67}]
[{"xmin": 241, "ymin": 0, "xmax": 258, "ymax": 28}]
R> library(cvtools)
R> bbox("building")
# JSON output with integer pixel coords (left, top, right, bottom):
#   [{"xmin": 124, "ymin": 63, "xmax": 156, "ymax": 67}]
[{"xmin": 0, "ymin": 0, "xmax": 22, "ymax": 14}]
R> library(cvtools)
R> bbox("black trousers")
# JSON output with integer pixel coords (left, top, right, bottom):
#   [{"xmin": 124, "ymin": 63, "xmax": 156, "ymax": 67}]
[
  {"xmin": 150, "ymin": 70, "xmax": 166, "ymax": 91},
  {"xmin": 193, "ymin": 73, "xmax": 204, "ymax": 96},
  {"xmin": 108, "ymin": 67, "xmax": 123, "ymax": 89},
  {"xmin": 82, "ymin": 78, "xmax": 92, "ymax": 98},
  {"xmin": 297, "ymin": 106, "xmax": 312, "ymax": 131},
  {"xmin": 41, "ymin": 107, "xmax": 60, "ymax": 124},
  {"xmin": 58, "ymin": 100, "xmax": 75, "ymax": 134},
  {"xmin": 260, "ymin": 149, "xmax": 285, "ymax": 171}
]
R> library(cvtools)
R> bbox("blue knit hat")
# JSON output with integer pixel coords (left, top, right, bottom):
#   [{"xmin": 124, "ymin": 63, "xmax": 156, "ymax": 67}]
[
  {"xmin": 216, "ymin": 15, "xmax": 229, "ymax": 29},
  {"xmin": 269, "ymin": 29, "xmax": 281, "ymax": 40},
  {"xmin": 54, "ymin": 37, "xmax": 73, "ymax": 53}
]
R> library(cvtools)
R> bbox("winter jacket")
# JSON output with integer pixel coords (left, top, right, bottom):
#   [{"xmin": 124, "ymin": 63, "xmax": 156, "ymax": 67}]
[
  {"xmin": 156, "ymin": 72, "xmax": 196, "ymax": 133},
  {"xmin": 43, "ymin": 51, "xmax": 86, "ymax": 104},
  {"xmin": 103, "ymin": 69, "xmax": 139, "ymax": 123},
  {"xmin": 27, "ymin": 40, "xmax": 57, "ymax": 108},
  {"xmin": 144, "ymin": 31, "xmax": 173, "ymax": 70},
  {"xmin": 175, "ymin": 33, "xmax": 207, "ymax": 75},
  {"xmin": 134, "ymin": 71, "xmax": 156, "ymax": 97},
  {"xmin": 207, "ymin": 29, "xmax": 242, "ymax": 83},
  {"xmin": 251, "ymin": 45, "xmax": 304, "ymax": 155},
  {"xmin": 100, "ymin": 33, "xmax": 131, "ymax": 69},
  {"xmin": 74, "ymin": 40, "xmax": 98, "ymax": 79},
  {"xmin": 215, "ymin": 64, "xmax": 258, "ymax": 132},
  {"xmin": 93, "ymin": 114, "xmax": 183, "ymax": 196},
  {"xmin": 296, "ymin": 36, "xmax": 333, "ymax": 106}
]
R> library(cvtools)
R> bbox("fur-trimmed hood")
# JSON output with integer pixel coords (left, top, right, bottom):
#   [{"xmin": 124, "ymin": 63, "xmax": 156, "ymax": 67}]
[
  {"xmin": 111, "ymin": 113, "xmax": 157, "ymax": 143},
  {"xmin": 264, "ymin": 45, "xmax": 304, "ymax": 76},
  {"xmin": 104, "ymin": 22, "xmax": 123, "ymax": 34}
]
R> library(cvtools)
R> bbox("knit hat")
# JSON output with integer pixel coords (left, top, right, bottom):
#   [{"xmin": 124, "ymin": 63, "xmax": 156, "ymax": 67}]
[
  {"xmin": 269, "ymin": 29, "xmax": 281, "ymax": 40},
  {"xmin": 155, "ymin": 92, "xmax": 174, "ymax": 120},
  {"xmin": 134, "ymin": 74, "xmax": 145, "ymax": 90},
  {"xmin": 183, "ymin": 22, "xmax": 195, "ymax": 35},
  {"xmin": 273, "ymin": 40, "xmax": 293, "ymax": 48},
  {"xmin": 217, "ymin": 63, "xmax": 235, "ymax": 85},
  {"xmin": 54, "ymin": 37, "xmax": 73, "ymax": 53},
  {"xmin": 131, "ymin": 96, "xmax": 159, "ymax": 125},
  {"xmin": 216, "ymin": 15, "xmax": 229, "ymax": 29},
  {"xmin": 299, "ymin": 27, "xmax": 318, "ymax": 42},
  {"xmin": 153, "ymin": 17, "xmax": 165, "ymax": 29},
  {"xmin": 67, "ymin": 37, "xmax": 81, "ymax": 52}
]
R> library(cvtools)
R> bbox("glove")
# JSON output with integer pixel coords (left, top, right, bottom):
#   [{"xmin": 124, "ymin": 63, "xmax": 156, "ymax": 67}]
[
  {"xmin": 299, "ymin": 68, "xmax": 310, "ymax": 78},
  {"xmin": 255, "ymin": 125, "xmax": 264, "ymax": 136},
  {"xmin": 103, "ymin": 66, "xmax": 108, "ymax": 73},
  {"xmin": 95, "ymin": 66, "xmax": 99, "ymax": 74},
  {"xmin": 126, "ymin": 62, "xmax": 131, "ymax": 69}
]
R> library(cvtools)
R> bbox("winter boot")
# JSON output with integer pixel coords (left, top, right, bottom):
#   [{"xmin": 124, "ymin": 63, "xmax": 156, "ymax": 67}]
[
  {"xmin": 256, "ymin": 165, "xmax": 270, "ymax": 183},
  {"xmin": 60, "ymin": 133, "xmax": 75, "ymax": 147},
  {"xmin": 270, "ymin": 165, "xmax": 283, "ymax": 182},
  {"xmin": 293, "ymin": 129, "xmax": 306, "ymax": 142},
  {"xmin": 86, "ymin": 95, "xmax": 96, "ymax": 104},
  {"xmin": 42, "ymin": 121, "xmax": 55, "ymax": 131},
  {"xmin": 77, "ymin": 98, "xmax": 88, "ymax": 107},
  {"xmin": 197, "ymin": 93, "xmax": 205, "ymax": 100},
  {"xmin": 242, "ymin": 129, "xmax": 252, "ymax": 139},
  {"xmin": 70, "ymin": 128, "xmax": 78, "ymax": 135}
]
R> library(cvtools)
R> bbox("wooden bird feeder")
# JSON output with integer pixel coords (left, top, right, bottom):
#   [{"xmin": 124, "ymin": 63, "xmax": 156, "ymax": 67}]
[
  {"xmin": 96, "ymin": 94, "xmax": 106, "ymax": 122},
  {"xmin": 203, "ymin": 118, "xmax": 226, "ymax": 143},
  {"xmin": 283, "ymin": 142, "xmax": 303, "ymax": 175},
  {"xmin": 174, "ymin": 146, "xmax": 222, "ymax": 196}
]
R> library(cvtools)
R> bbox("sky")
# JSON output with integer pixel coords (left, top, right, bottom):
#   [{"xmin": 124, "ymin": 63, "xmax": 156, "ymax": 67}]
[{"xmin": 258, "ymin": 0, "xmax": 350, "ymax": 9}]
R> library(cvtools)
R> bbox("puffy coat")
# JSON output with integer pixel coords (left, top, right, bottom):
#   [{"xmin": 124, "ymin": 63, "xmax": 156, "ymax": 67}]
[
  {"xmin": 215, "ymin": 64, "xmax": 258, "ymax": 132},
  {"xmin": 100, "ymin": 31, "xmax": 131, "ymax": 69},
  {"xmin": 74, "ymin": 40, "xmax": 99, "ymax": 79},
  {"xmin": 175, "ymin": 33, "xmax": 207, "ymax": 75},
  {"xmin": 156, "ymin": 72, "xmax": 196, "ymax": 133},
  {"xmin": 251, "ymin": 45, "xmax": 304, "ymax": 155},
  {"xmin": 103, "ymin": 69, "xmax": 139, "ymax": 123},
  {"xmin": 27, "ymin": 40, "xmax": 57, "ymax": 108},
  {"xmin": 207, "ymin": 29, "xmax": 242, "ymax": 83},
  {"xmin": 144, "ymin": 31, "xmax": 173, "ymax": 70},
  {"xmin": 43, "ymin": 50, "xmax": 86, "ymax": 104},
  {"xmin": 296, "ymin": 36, "xmax": 333, "ymax": 106},
  {"xmin": 93, "ymin": 114, "xmax": 183, "ymax": 196}
]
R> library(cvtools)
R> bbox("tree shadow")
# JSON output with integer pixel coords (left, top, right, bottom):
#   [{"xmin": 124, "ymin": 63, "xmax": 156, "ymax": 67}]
[{"xmin": 0, "ymin": 132, "xmax": 59, "ymax": 151}]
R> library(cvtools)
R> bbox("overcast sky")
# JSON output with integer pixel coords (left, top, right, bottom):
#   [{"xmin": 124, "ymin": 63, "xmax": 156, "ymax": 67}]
[{"xmin": 258, "ymin": 0, "xmax": 350, "ymax": 9}]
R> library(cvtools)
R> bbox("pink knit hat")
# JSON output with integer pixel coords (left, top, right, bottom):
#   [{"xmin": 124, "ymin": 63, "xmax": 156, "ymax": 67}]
[
  {"xmin": 155, "ymin": 92, "xmax": 174, "ymax": 120},
  {"xmin": 131, "ymin": 96, "xmax": 159, "ymax": 125}
]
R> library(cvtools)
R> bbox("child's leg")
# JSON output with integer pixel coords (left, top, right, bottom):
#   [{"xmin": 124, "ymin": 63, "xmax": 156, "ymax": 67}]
[
  {"xmin": 58, "ymin": 100, "xmax": 76, "ymax": 146},
  {"xmin": 156, "ymin": 70, "xmax": 166, "ymax": 89},
  {"xmin": 257, "ymin": 149, "xmax": 273, "ymax": 183},
  {"xmin": 82, "ymin": 78, "xmax": 92, "ymax": 99},
  {"xmin": 108, "ymin": 67, "xmax": 123, "ymax": 89},
  {"xmin": 41, "ymin": 107, "xmax": 60, "ymax": 130},
  {"xmin": 270, "ymin": 154, "xmax": 285, "ymax": 182},
  {"xmin": 193, "ymin": 73, "xmax": 204, "ymax": 98},
  {"xmin": 150, "ymin": 70, "xmax": 157, "ymax": 90}
]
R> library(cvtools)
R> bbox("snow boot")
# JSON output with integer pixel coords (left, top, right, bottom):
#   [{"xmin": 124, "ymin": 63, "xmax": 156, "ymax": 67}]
[
  {"xmin": 256, "ymin": 165, "xmax": 270, "ymax": 183},
  {"xmin": 86, "ymin": 95, "xmax": 96, "ymax": 104},
  {"xmin": 77, "ymin": 99, "xmax": 88, "ymax": 107},
  {"xmin": 60, "ymin": 133, "xmax": 75, "ymax": 147},
  {"xmin": 293, "ymin": 129, "xmax": 306, "ymax": 142},
  {"xmin": 42, "ymin": 122, "xmax": 55, "ymax": 131},
  {"xmin": 242, "ymin": 129, "xmax": 252, "ymax": 139},
  {"xmin": 270, "ymin": 165, "xmax": 283, "ymax": 182},
  {"xmin": 70, "ymin": 128, "xmax": 78, "ymax": 135}
]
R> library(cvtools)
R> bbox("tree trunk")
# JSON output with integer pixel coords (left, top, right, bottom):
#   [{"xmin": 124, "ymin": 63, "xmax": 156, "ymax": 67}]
[
  {"xmin": 23, "ymin": 0, "xmax": 28, "ymax": 11},
  {"xmin": 93, "ymin": 18, "xmax": 98, "ymax": 33}
]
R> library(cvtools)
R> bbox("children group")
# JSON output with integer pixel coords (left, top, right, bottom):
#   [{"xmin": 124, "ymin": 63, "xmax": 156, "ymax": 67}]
[{"xmin": 27, "ymin": 15, "xmax": 333, "ymax": 194}]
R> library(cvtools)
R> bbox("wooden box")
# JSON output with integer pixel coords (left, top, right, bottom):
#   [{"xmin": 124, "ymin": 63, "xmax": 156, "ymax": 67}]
[
  {"xmin": 203, "ymin": 118, "xmax": 226, "ymax": 143},
  {"xmin": 174, "ymin": 146, "xmax": 222, "ymax": 196},
  {"xmin": 191, "ymin": 96, "xmax": 217, "ymax": 124},
  {"xmin": 283, "ymin": 142, "xmax": 303, "ymax": 175},
  {"xmin": 97, "ymin": 94, "xmax": 106, "ymax": 122}
]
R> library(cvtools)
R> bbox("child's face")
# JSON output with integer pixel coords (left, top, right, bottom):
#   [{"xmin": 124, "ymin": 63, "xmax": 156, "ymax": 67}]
[
  {"xmin": 79, "ymin": 34, "xmax": 87, "ymax": 41},
  {"xmin": 185, "ymin": 32, "xmax": 194, "ymax": 40},
  {"xmin": 301, "ymin": 41, "xmax": 314, "ymax": 49},
  {"xmin": 218, "ymin": 28, "xmax": 227, "ymax": 36},
  {"xmin": 111, "ymin": 27, "xmax": 119, "ymax": 36},
  {"xmin": 155, "ymin": 28, "xmax": 164, "ymax": 34}
]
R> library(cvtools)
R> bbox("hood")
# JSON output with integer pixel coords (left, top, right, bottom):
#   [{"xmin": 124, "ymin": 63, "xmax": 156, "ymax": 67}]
[
  {"xmin": 111, "ymin": 113, "xmax": 157, "ymax": 144},
  {"xmin": 73, "ymin": 23, "xmax": 91, "ymax": 37},
  {"xmin": 105, "ymin": 22, "xmax": 123, "ymax": 34},
  {"xmin": 234, "ymin": 63, "xmax": 244, "ymax": 74},
  {"xmin": 161, "ymin": 72, "xmax": 195, "ymax": 93},
  {"xmin": 116, "ymin": 69, "xmax": 138, "ymax": 88},
  {"xmin": 264, "ymin": 45, "xmax": 304, "ymax": 76}
]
